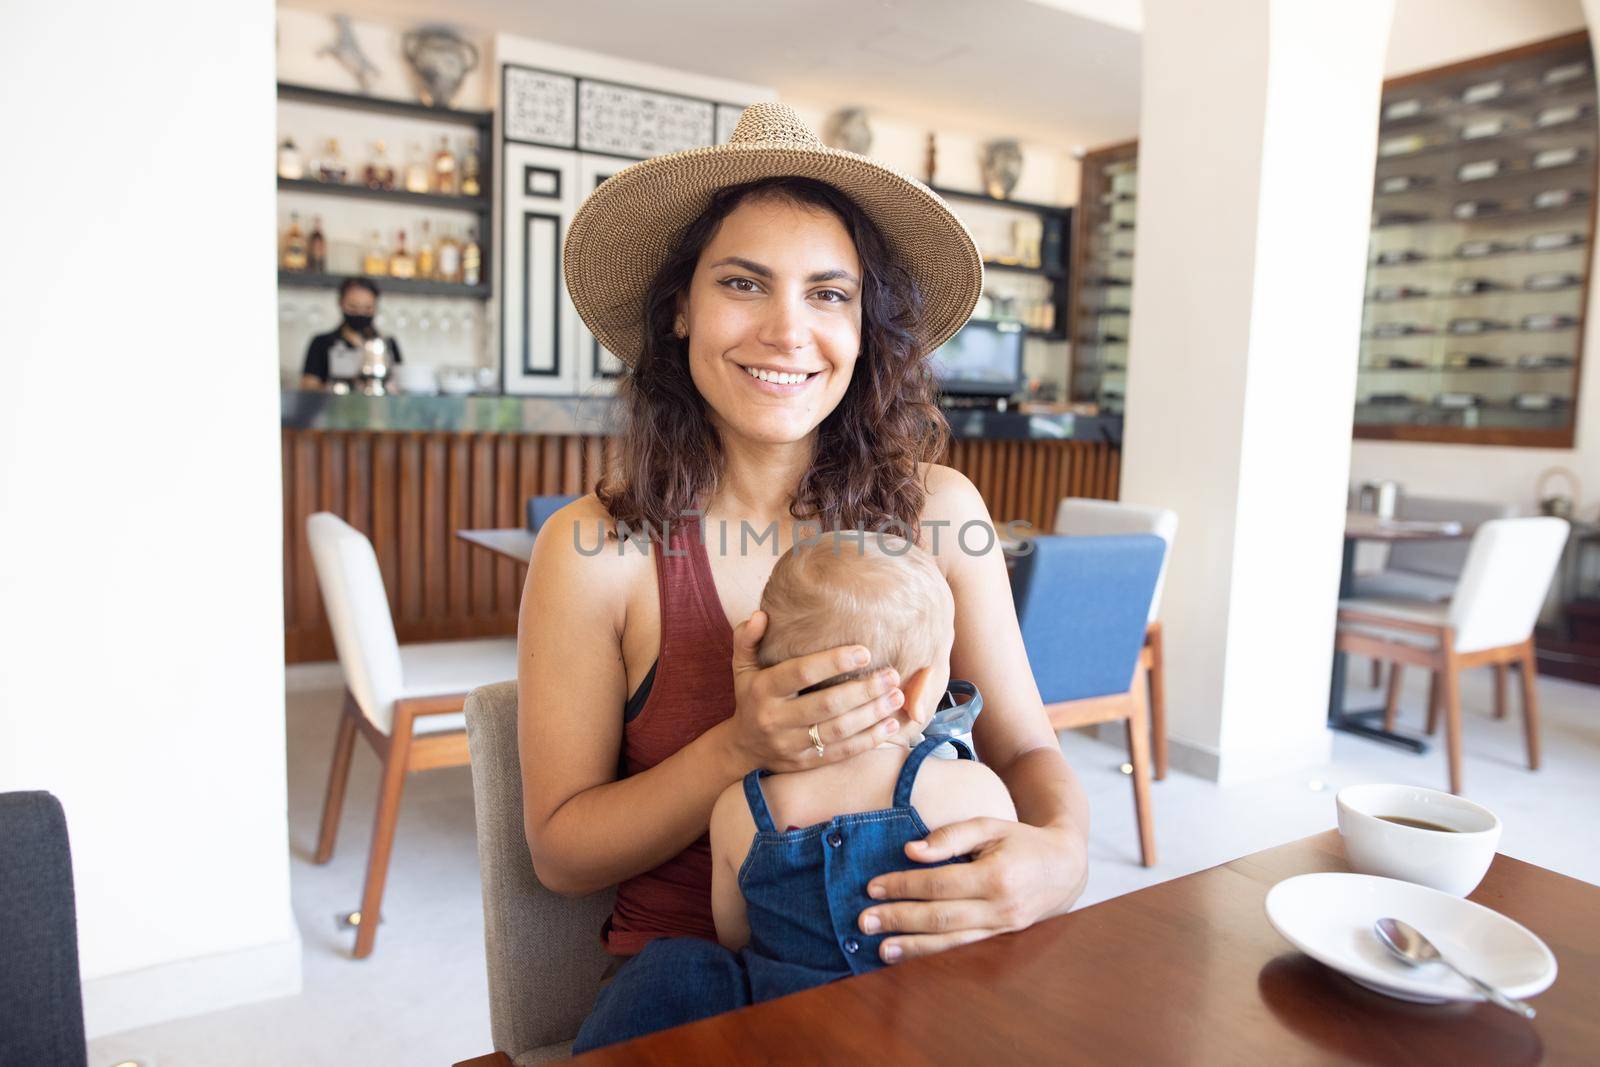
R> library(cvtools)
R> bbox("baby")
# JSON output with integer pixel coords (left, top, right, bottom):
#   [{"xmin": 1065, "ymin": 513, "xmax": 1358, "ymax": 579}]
[{"xmin": 709, "ymin": 532, "xmax": 1016, "ymax": 1001}]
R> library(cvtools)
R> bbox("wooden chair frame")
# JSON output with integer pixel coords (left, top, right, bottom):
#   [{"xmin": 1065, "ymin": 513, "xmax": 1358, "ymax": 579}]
[
  {"xmin": 1335, "ymin": 609, "xmax": 1540, "ymax": 795},
  {"xmin": 1045, "ymin": 661, "xmax": 1156, "ymax": 866},
  {"xmin": 315, "ymin": 689, "xmax": 471, "ymax": 958},
  {"xmin": 1140, "ymin": 621, "xmax": 1167, "ymax": 781}
]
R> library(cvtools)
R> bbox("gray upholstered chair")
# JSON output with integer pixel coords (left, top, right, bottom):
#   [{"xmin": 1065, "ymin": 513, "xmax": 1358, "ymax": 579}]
[
  {"xmin": 464, "ymin": 681, "xmax": 615, "ymax": 1064},
  {"xmin": 1353, "ymin": 494, "xmax": 1518, "ymax": 603}
]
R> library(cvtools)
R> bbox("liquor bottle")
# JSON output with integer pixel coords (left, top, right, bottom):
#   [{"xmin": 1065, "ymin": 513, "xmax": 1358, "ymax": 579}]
[
  {"xmin": 308, "ymin": 215, "xmax": 327, "ymax": 273},
  {"xmin": 460, "ymin": 141, "xmax": 481, "ymax": 197},
  {"xmin": 416, "ymin": 220, "xmax": 436, "ymax": 280},
  {"xmin": 404, "ymin": 142, "xmax": 430, "ymax": 194},
  {"xmin": 433, "ymin": 136, "xmax": 458, "ymax": 196},
  {"xmin": 462, "ymin": 227, "xmax": 482, "ymax": 286},
  {"xmin": 365, "ymin": 140, "xmax": 397, "ymax": 190},
  {"xmin": 319, "ymin": 138, "xmax": 347, "ymax": 183},
  {"xmin": 389, "ymin": 229, "xmax": 416, "ymax": 279},
  {"xmin": 362, "ymin": 230, "xmax": 389, "ymax": 276},
  {"xmin": 277, "ymin": 137, "xmax": 304, "ymax": 180},
  {"xmin": 281, "ymin": 213, "xmax": 309, "ymax": 271},
  {"xmin": 436, "ymin": 227, "xmax": 462, "ymax": 283}
]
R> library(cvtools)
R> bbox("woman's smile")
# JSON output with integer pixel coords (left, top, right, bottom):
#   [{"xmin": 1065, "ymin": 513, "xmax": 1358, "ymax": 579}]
[{"xmin": 737, "ymin": 363, "xmax": 824, "ymax": 397}]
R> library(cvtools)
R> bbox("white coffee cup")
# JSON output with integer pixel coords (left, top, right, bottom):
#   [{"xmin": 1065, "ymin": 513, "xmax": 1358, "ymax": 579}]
[{"xmin": 1335, "ymin": 783, "xmax": 1501, "ymax": 896}]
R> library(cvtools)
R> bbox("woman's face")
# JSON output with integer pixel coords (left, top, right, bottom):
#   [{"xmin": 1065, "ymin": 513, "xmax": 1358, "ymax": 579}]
[{"xmin": 678, "ymin": 196, "xmax": 863, "ymax": 447}]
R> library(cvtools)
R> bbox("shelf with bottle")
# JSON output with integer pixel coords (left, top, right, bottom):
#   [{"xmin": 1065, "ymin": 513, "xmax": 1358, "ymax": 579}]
[
  {"xmin": 1366, "ymin": 273, "xmax": 1585, "ymax": 304},
  {"xmin": 277, "ymin": 133, "xmax": 486, "ymax": 209},
  {"xmin": 1360, "ymin": 315, "xmax": 1582, "ymax": 339},
  {"xmin": 279, "ymin": 213, "xmax": 486, "ymax": 298},
  {"xmin": 1372, "ymin": 197, "xmax": 1591, "ymax": 229},
  {"xmin": 1378, "ymin": 66, "xmax": 1593, "ymax": 132}
]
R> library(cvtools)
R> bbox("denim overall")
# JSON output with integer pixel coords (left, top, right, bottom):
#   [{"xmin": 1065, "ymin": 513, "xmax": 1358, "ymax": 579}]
[
  {"xmin": 572, "ymin": 684, "xmax": 984, "ymax": 1054},
  {"xmin": 737, "ymin": 731, "xmax": 976, "ymax": 1001}
]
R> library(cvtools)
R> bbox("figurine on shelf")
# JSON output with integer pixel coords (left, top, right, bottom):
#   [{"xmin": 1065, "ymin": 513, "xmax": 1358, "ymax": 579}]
[
  {"xmin": 981, "ymin": 138, "xmax": 1023, "ymax": 200},
  {"xmin": 402, "ymin": 25, "xmax": 479, "ymax": 109},
  {"xmin": 317, "ymin": 14, "xmax": 381, "ymax": 94}
]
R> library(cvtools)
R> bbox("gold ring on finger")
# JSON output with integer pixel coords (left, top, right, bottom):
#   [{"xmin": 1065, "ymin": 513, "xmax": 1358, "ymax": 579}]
[{"xmin": 809, "ymin": 723, "xmax": 825, "ymax": 758}]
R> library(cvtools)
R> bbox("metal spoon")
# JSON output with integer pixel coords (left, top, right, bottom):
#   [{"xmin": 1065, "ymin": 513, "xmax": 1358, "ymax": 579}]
[{"xmin": 1374, "ymin": 917, "xmax": 1536, "ymax": 1019}]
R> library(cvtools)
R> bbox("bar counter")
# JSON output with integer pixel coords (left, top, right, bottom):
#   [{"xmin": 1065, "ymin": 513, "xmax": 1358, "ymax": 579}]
[{"xmin": 281, "ymin": 392, "xmax": 1122, "ymax": 662}]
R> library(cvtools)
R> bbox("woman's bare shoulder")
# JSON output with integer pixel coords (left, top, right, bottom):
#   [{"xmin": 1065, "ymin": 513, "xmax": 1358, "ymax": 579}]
[
  {"xmin": 526, "ymin": 493, "xmax": 651, "ymax": 633},
  {"xmin": 916, "ymin": 462, "xmax": 989, "ymax": 525}
]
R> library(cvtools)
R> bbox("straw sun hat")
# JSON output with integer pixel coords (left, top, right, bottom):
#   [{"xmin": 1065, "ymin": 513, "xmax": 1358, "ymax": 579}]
[{"xmin": 562, "ymin": 101, "xmax": 984, "ymax": 367}]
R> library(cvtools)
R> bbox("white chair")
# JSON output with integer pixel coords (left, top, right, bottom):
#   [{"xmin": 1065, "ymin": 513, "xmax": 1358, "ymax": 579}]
[
  {"xmin": 307, "ymin": 512, "xmax": 517, "ymax": 958},
  {"xmin": 1054, "ymin": 498, "xmax": 1179, "ymax": 779},
  {"xmin": 1336, "ymin": 517, "xmax": 1569, "ymax": 796}
]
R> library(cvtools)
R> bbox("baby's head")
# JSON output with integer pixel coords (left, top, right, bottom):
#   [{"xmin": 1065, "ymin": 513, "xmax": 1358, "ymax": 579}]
[{"xmin": 758, "ymin": 532, "xmax": 955, "ymax": 747}]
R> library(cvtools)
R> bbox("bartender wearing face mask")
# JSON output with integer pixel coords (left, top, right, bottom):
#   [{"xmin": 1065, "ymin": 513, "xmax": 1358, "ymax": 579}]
[{"xmin": 299, "ymin": 277, "xmax": 404, "ymax": 389}]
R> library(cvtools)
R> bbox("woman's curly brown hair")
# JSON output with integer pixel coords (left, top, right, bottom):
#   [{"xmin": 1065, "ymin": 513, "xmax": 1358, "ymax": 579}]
[{"xmin": 596, "ymin": 176, "xmax": 949, "ymax": 537}]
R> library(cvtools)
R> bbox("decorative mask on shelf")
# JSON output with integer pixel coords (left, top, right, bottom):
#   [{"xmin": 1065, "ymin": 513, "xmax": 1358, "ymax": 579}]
[
  {"xmin": 981, "ymin": 139, "xmax": 1024, "ymax": 200},
  {"xmin": 402, "ymin": 25, "xmax": 480, "ymax": 109},
  {"xmin": 317, "ymin": 14, "xmax": 381, "ymax": 94},
  {"xmin": 823, "ymin": 108, "xmax": 874, "ymax": 155}
]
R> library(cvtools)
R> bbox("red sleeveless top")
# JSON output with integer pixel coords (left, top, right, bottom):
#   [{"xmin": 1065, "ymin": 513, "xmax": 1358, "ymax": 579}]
[{"xmin": 605, "ymin": 514, "xmax": 735, "ymax": 955}]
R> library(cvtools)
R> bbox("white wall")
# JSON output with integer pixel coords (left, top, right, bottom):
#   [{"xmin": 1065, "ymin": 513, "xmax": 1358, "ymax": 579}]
[
  {"xmin": 0, "ymin": 0, "xmax": 298, "ymax": 1038},
  {"xmin": 1352, "ymin": 1, "xmax": 1600, "ymax": 522},
  {"xmin": 1123, "ymin": 0, "xmax": 1394, "ymax": 782}
]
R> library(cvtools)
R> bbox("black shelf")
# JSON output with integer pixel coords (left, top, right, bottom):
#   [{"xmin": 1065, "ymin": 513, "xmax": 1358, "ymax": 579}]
[
  {"xmin": 278, "ymin": 270, "xmax": 489, "ymax": 299},
  {"xmin": 931, "ymin": 184, "xmax": 1071, "ymax": 218},
  {"xmin": 1367, "ymin": 284, "xmax": 1584, "ymax": 305},
  {"xmin": 1361, "ymin": 363, "xmax": 1576, "ymax": 373},
  {"xmin": 1372, "ymin": 201, "xmax": 1590, "ymax": 229},
  {"xmin": 984, "ymin": 259, "xmax": 1067, "ymax": 281},
  {"xmin": 277, "ymin": 81, "xmax": 493, "ymax": 129},
  {"xmin": 278, "ymin": 177, "xmax": 488, "ymax": 213},
  {"xmin": 1369, "ymin": 241, "xmax": 1588, "ymax": 269},
  {"xmin": 1361, "ymin": 321, "xmax": 1581, "ymax": 340}
]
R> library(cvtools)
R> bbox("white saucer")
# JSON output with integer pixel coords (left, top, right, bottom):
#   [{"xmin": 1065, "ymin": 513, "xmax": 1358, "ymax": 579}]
[{"xmin": 1264, "ymin": 873, "xmax": 1557, "ymax": 1004}]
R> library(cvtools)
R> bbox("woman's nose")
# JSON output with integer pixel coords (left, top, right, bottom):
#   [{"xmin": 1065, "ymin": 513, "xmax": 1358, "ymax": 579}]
[{"xmin": 756, "ymin": 292, "xmax": 808, "ymax": 353}]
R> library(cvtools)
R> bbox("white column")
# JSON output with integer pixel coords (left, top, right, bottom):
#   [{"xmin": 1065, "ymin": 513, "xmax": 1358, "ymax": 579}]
[{"xmin": 1121, "ymin": 0, "xmax": 1395, "ymax": 782}]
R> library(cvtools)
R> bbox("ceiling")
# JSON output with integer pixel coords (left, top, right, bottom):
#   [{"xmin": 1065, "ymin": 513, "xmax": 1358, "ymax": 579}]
[{"xmin": 293, "ymin": 0, "xmax": 1145, "ymax": 150}]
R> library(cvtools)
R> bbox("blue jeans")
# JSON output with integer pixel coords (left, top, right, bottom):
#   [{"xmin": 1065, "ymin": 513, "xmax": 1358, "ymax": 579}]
[{"xmin": 572, "ymin": 937, "xmax": 751, "ymax": 1054}]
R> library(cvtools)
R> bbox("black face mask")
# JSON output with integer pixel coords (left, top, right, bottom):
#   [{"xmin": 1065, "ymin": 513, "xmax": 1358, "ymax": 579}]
[{"xmin": 342, "ymin": 313, "xmax": 374, "ymax": 334}]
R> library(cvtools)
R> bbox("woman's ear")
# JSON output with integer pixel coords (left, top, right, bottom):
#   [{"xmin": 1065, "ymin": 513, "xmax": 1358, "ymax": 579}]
[{"xmin": 898, "ymin": 666, "xmax": 936, "ymax": 728}]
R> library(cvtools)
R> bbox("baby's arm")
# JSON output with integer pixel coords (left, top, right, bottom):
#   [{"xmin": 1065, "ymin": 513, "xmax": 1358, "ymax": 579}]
[
  {"xmin": 911, "ymin": 757, "xmax": 1019, "ymax": 833},
  {"xmin": 709, "ymin": 781, "xmax": 754, "ymax": 951}
]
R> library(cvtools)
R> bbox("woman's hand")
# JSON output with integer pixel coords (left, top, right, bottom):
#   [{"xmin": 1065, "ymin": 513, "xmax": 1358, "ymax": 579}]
[
  {"xmin": 726, "ymin": 610, "xmax": 907, "ymax": 773},
  {"xmin": 856, "ymin": 817, "xmax": 1088, "ymax": 962}
]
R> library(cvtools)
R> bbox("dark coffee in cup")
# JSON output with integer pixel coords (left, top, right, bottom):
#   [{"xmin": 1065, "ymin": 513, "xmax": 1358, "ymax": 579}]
[{"xmin": 1377, "ymin": 815, "xmax": 1457, "ymax": 832}]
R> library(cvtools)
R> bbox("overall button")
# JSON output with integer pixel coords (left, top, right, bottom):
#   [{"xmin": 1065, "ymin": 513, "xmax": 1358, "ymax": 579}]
[
  {"xmin": 843, "ymin": 937, "xmax": 860, "ymax": 954},
  {"xmin": 827, "ymin": 831, "xmax": 843, "ymax": 848}
]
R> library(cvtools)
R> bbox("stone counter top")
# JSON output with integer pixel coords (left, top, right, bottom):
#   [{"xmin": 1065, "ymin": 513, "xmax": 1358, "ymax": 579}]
[{"xmin": 281, "ymin": 392, "xmax": 1121, "ymax": 443}]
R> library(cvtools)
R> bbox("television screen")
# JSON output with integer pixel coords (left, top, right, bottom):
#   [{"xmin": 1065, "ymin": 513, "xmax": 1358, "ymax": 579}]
[{"xmin": 931, "ymin": 320, "xmax": 1024, "ymax": 396}]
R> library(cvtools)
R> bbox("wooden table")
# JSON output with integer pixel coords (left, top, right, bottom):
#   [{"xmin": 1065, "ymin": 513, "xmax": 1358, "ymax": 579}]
[
  {"xmin": 1329, "ymin": 511, "xmax": 1467, "ymax": 752},
  {"xmin": 456, "ymin": 527, "xmax": 538, "ymax": 569},
  {"xmin": 455, "ymin": 830, "xmax": 1597, "ymax": 1066}
]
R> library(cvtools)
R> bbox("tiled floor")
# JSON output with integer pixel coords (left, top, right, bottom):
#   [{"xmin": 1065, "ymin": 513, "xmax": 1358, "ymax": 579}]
[{"xmin": 89, "ymin": 664, "xmax": 1598, "ymax": 1067}]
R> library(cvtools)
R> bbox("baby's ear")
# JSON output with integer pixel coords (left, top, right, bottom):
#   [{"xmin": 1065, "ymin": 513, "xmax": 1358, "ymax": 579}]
[{"xmin": 898, "ymin": 665, "xmax": 936, "ymax": 728}]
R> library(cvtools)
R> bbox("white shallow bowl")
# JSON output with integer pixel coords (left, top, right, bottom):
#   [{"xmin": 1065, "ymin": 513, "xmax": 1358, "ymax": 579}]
[
  {"xmin": 1337, "ymin": 783, "xmax": 1501, "ymax": 896},
  {"xmin": 1265, "ymin": 872, "xmax": 1556, "ymax": 1004}
]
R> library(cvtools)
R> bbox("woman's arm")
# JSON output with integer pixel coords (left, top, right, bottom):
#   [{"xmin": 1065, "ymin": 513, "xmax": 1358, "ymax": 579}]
[
  {"xmin": 517, "ymin": 497, "xmax": 746, "ymax": 895},
  {"xmin": 859, "ymin": 465, "xmax": 1090, "ymax": 960}
]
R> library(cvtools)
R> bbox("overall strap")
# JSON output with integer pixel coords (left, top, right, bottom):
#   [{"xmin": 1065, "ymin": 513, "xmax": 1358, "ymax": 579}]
[
  {"xmin": 892, "ymin": 735, "xmax": 974, "ymax": 808},
  {"xmin": 743, "ymin": 770, "xmax": 778, "ymax": 832}
]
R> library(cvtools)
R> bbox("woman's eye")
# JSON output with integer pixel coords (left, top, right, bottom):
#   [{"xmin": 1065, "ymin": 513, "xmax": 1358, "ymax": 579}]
[
  {"xmin": 814, "ymin": 289, "xmax": 849, "ymax": 303},
  {"xmin": 721, "ymin": 277, "xmax": 760, "ymax": 293}
]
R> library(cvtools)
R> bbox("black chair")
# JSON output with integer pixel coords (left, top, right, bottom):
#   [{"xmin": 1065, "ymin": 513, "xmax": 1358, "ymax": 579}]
[{"xmin": 0, "ymin": 791, "xmax": 88, "ymax": 1067}]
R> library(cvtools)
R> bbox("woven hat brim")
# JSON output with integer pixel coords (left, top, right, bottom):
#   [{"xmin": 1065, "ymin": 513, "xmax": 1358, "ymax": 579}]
[{"xmin": 563, "ymin": 142, "xmax": 985, "ymax": 367}]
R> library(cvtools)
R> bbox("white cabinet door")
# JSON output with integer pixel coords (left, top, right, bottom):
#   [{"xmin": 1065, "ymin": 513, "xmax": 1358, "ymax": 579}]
[
  {"xmin": 501, "ymin": 144, "xmax": 579, "ymax": 395},
  {"xmin": 573, "ymin": 153, "xmax": 635, "ymax": 397}
]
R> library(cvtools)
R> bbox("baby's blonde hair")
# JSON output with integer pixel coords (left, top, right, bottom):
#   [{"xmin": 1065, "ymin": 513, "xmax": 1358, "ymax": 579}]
[{"xmin": 758, "ymin": 532, "xmax": 954, "ymax": 726}]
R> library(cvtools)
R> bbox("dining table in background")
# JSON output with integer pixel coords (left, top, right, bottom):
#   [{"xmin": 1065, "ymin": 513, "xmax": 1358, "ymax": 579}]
[
  {"xmin": 1328, "ymin": 511, "xmax": 1468, "ymax": 752},
  {"xmin": 453, "ymin": 829, "xmax": 1598, "ymax": 1066},
  {"xmin": 456, "ymin": 527, "xmax": 538, "ymax": 570}
]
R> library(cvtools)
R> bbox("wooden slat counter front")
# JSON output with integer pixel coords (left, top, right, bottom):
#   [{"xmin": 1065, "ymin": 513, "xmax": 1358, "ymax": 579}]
[{"xmin": 281, "ymin": 394, "xmax": 1121, "ymax": 663}]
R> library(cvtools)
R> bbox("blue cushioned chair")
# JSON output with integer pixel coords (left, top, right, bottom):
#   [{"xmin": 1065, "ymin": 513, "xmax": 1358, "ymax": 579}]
[
  {"xmin": 526, "ymin": 493, "xmax": 581, "ymax": 535},
  {"xmin": 1011, "ymin": 534, "xmax": 1166, "ymax": 866}
]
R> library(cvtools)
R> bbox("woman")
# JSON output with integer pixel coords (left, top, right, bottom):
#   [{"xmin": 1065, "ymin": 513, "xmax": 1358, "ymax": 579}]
[
  {"xmin": 298, "ymin": 276, "xmax": 403, "ymax": 389},
  {"xmin": 518, "ymin": 103, "xmax": 1090, "ymax": 1050}
]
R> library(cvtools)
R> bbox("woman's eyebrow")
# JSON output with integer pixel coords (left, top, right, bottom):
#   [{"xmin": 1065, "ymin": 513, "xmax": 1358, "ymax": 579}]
[{"xmin": 709, "ymin": 256, "xmax": 859, "ymax": 285}]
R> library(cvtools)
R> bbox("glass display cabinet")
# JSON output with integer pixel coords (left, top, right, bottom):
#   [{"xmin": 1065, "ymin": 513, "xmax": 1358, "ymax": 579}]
[
  {"xmin": 1069, "ymin": 140, "xmax": 1138, "ymax": 415},
  {"xmin": 1357, "ymin": 32, "xmax": 1596, "ymax": 447}
]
